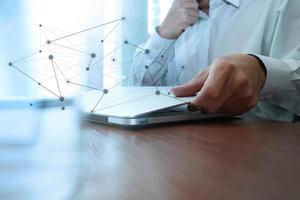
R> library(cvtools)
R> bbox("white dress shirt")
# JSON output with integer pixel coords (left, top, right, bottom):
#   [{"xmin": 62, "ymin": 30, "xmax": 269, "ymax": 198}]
[{"xmin": 132, "ymin": 0, "xmax": 300, "ymax": 121}]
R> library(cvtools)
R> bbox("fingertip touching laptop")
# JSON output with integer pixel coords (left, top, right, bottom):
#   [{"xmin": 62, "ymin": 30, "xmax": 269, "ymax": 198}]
[{"xmin": 82, "ymin": 87, "xmax": 231, "ymax": 127}]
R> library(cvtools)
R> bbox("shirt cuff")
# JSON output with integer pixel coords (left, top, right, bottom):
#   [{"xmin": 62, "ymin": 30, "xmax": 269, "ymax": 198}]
[
  {"xmin": 144, "ymin": 29, "xmax": 175, "ymax": 53},
  {"xmin": 255, "ymin": 55, "xmax": 291, "ymax": 101}
]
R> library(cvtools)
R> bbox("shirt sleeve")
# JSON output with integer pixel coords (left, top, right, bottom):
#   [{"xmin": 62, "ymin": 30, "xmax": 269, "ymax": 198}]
[
  {"xmin": 131, "ymin": 29, "xmax": 175, "ymax": 86},
  {"xmin": 256, "ymin": 0, "xmax": 300, "ymax": 118}
]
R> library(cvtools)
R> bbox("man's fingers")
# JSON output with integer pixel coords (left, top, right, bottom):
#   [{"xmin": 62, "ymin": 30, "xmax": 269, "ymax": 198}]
[
  {"xmin": 182, "ymin": 1, "xmax": 199, "ymax": 10},
  {"xmin": 184, "ymin": 8, "xmax": 198, "ymax": 17},
  {"xmin": 178, "ymin": 55, "xmax": 264, "ymax": 114},
  {"xmin": 171, "ymin": 69, "xmax": 208, "ymax": 97},
  {"xmin": 182, "ymin": 9, "xmax": 198, "ymax": 25},
  {"xmin": 190, "ymin": 59, "xmax": 233, "ymax": 112},
  {"xmin": 182, "ymin": 0, "xmax": 198, "ymax": 2},
  {"xmin": 218, "ymin": 87, "xmax": 259, "ymax": 114},
  {"xmin": 184, "ymin": 15, "xmax": 198, "ymax": 26},
  {"xmin": 159, "ymin": 0, "xmax": 199, "ymax": 39}
]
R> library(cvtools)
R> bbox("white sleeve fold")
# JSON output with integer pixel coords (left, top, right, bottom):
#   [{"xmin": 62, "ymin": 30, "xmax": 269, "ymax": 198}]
[{"xmin": 254, "ymin": 0, "xmax": 300, "ymax": 118}]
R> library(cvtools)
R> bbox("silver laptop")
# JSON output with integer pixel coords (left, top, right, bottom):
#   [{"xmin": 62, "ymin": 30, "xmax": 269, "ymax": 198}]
[{"xmin": 81, "ymin": 87, "xmax": 229, "ymax": 127}]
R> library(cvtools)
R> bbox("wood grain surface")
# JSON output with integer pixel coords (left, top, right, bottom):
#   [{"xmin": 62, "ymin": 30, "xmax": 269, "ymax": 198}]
[{"xmin": 77, "ymin": 118, "xmax": 300, "ymax": 200}]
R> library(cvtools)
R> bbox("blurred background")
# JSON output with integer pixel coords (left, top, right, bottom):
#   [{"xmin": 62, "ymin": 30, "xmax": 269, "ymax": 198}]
[{"xmin": 0, "ymin": 0, "xmax": 173, "ymax": 99}]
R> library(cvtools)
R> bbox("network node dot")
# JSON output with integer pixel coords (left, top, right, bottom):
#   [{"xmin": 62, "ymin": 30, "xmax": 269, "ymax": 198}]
[
  {"xmin": 182, "ymin": 66, "xmax": 185, "ymax": 69},
  {"xmin": 39, "ymin": 24, "xmax": 42, "ymax": 27},
  {"xmin": 155, "ymin": 90, "xmax": 161, "ymax": 95},
  {"xmin": 30, "ymin": 103, "xmax": 33, "ymax": 107},
  {"xmin": 168, "ymin": 92, "xmax": 171, "ymax": 95},
  {"xmin": 66, "ymin": 80, "xmax": 70, "ymax": 84},
  {"xmin": 124, "ymin": 40, "xmax": 128, "ymax": 44},
  {"xmin": 145, "ymin": 65, "xmax": 149, "ymax": 69},
  {"xmin": 59, "ymin": 96, "xmax": 65, "ymax": 102},
  {"xmin": 111, "ymin": 58, "xmax": 116, "ymax": 62},
  {"xmin": 8, "ymin": 62, "xmax": 12, "ymax": 66},
  {"xmin": 48, "ymin": 55, "xmax": 54, "ymax": 60},
  {"xmin": 161, "ymin": 55, "xmax": 164, "ymax": 58},
  {"xmin": 39, "ymin": 50, "xmax": 42, "ymax": 53},
  {"xmin": 38, "ymin": 82, "xmax": 41, "ymax": 86},
  {"xmin": 61, "ymin": 107, "xmax": 65, "ymax": 111},
  {"xmin": 122, "ymin": 16, "xmax": 126, "ymax": 20},
  {"xmin": 91, "ymin": 53, "xmax": 96, "ymax": 58},
  {"xmin": 145, "ymin": 49, "xmax": 150, "ymax": 54},
  {"xmin": 103, "ymin": 89, "xmax": 109, "ymax": 94},
  {"xmin": 86, "ymin": 68, "xmax": 90, "ymax": 71},
  {"xmin": 46, "ymin": 40, "xmax": 51, "ymax": 44},
  {"xmin": 101, "ymin": 40, "xmax": 104, "ymax": 43},
  {"xmin": 91, "ymin": 110, "xmax": 94, "ymax": 114}
]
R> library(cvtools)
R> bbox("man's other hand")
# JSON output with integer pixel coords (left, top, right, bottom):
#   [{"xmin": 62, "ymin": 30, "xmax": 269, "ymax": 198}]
[
  {"xmin": 171, "ymin": 54, "xmax": 267, "ymax": 115},
  {"xmin": 158, "ymin": 0, "xmax": 199, "ymax": 39}
]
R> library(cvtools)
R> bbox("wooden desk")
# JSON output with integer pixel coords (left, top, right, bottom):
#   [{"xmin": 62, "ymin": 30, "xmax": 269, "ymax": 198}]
[{"xmin": 79, "ymin": 118, "xmax": 300, "ymax": 200}]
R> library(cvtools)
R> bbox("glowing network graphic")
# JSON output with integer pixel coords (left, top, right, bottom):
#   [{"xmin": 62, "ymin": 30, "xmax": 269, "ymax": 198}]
[{"xmin": 8, "ymin": 16, "xmax": 186, "ymax": 112}]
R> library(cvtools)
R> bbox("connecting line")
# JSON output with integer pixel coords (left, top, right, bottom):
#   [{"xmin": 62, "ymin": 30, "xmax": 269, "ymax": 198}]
[
  {"xmin": 125, "ymin": 41, "xmax": 147, "ymax": 51},
  {"xmin": 94, "ymin": 94, "xmax": 154, "ymax": 112},
  {"xmin": 153, "ymin": 71, "xmax": 167, "ymax": 87},
  {"xmin": 160, "ymin": 36, "xmax": 179, "ymax": 59},
  {"xmin": 43, "ymin": 25, "xmax": 103, "ymax": 44},
  {"xmin": 160, "ymin": 92, "xmax": 188, "ymax": 104},
  {"xmin": 50, "ymin": 59, "xmax": 62, "ymax": 97},
  {"xmin": 11, "ymin": 51, "xmax": 41, "ymax": 64},
  {"xmin": 146, "ymin": 38, "xmax": 183, "ymax": 86},
  {"xmin": 51, "ymin": 42, "xmax": 91, "ymax": 55},
  {"xmin": 145, "ymin": 68, "xmax": 159, "ymax": 91},
  {"xmin": 39, "ymin": 24, "xmax": 42, "ymax": 47},
  {"xmin": 10, "ymin": 64, "xmax": 60, "ymax": 98},
  {"xmin": 41, "ymin": 26, "xmax": 50, "ymax": 41},
  {"xmin": 151, "ymin": 57, "xmax": 170, "ymax": 84},
  {"xmin": 50, "ymin": 18, "xmax": 124, "ymax": 43},
  {"xmin": 86, "ymin": 58, "xmax": 93, "ymax": 71},
  {"xmin": 44, "ymin": 25, "xmax": 97, "ymax": 49},
  {"xmin": 108, "ymin": 67, "xmax": 145, "ymax": 91},
  {"xmin": 96, "ymin": 93, "xmax": 130, "ymax": 110},
  {"xmin": 92, "ymin": 93, "xmax": 105, "ymax": 113},
  {"xmin": 152, "ymin": 60, "xmax": 184, "ymax": 87},
  {"xmin": 53, "ymin": 60, "xmax": 68, "ymax": 81},
  {"xmin": 142, "ymin": 39, "xmax": 178, "ymax": 87},
  {"xmin": 91, "ymin": 44, "xmax": 124, "ymax": 67},
  {"xmin": 68, "ymin": 81, "xmax": 104, "ymax": 91},
  {"xmin": 102, "ymin": 21, "xmax": 122, "ymax": 42},
  {"xmin": 149, "ymin": 38, "xmax": 178, "ymax": 67},
  {"xmin": 169, "ymin": 66, "xmax": 185, "ymax": 93}
]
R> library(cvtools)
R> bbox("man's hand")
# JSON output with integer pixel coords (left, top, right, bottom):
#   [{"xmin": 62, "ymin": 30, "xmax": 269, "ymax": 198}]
[
  {"xmin": 171, "ymin": 54, "xmax": 267, "ymax": 115},
  {"xmin": 158, "ymin": 0, "xmax": 199, "ymax": 39}
]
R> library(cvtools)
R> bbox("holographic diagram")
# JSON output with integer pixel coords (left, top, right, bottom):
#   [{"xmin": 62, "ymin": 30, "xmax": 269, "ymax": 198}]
[{"xmin": 8, "ymin": 16, "xmax": 187, "ymax": 112}]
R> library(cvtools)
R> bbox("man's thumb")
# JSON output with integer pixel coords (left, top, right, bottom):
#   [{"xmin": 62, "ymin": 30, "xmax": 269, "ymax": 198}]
[{"xmin": 171, "ymin": 69, "xmax": 209, "ymax": 97}]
